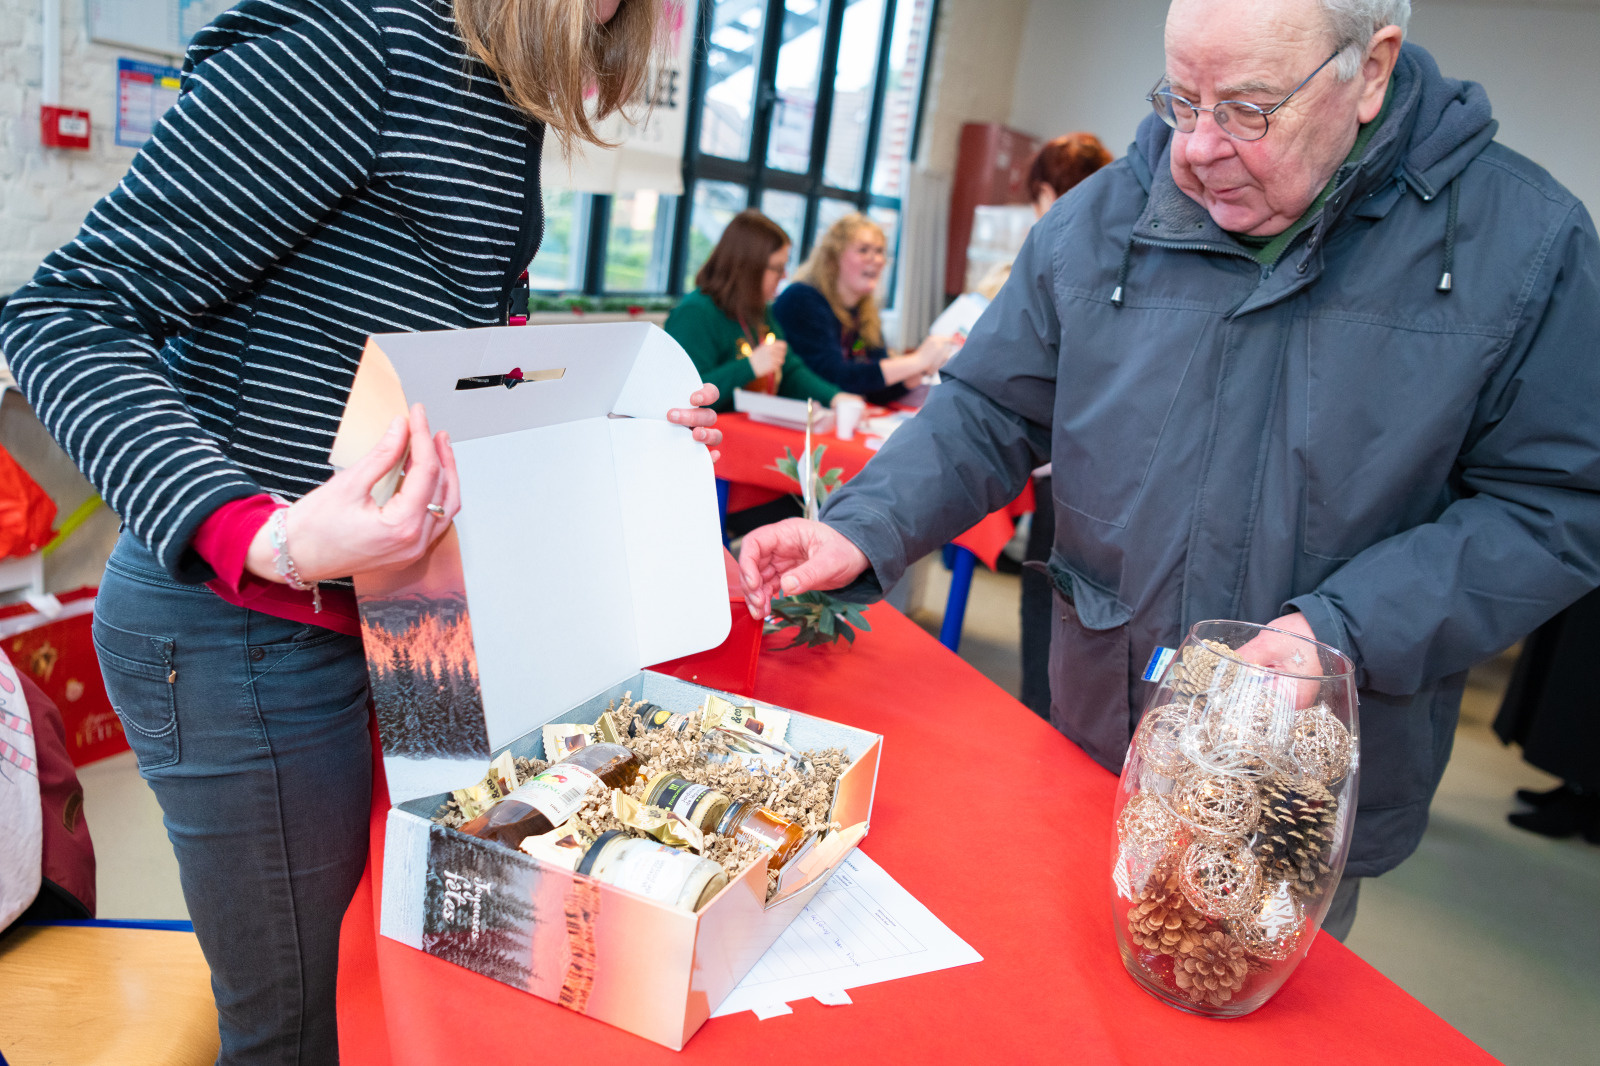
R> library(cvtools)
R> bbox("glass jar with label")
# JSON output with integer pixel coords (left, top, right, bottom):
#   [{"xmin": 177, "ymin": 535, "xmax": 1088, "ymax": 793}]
[
  {"xmin": 459, "ymin": 742, "xmax": 639, "ymax": 849},
  {"xmin": 716, "ymin": 800, "xmax": 807, "ymax": 867},
  {"xmin": 578, "ymin": 830, "xmax": 728, "ymax": 912},
  {"xmin": 627, "ymin": 703, "xmax": 693, "ymax": 736},
  {"xmin": 642, "ymin": 772, "xmax": 731, "ymax": 834}
]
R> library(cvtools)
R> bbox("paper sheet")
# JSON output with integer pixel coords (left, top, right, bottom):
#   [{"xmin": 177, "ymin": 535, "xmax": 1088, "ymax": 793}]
[{"xmin": 710, "ymin": 850, "xmax": 982, "ymax": 1017}]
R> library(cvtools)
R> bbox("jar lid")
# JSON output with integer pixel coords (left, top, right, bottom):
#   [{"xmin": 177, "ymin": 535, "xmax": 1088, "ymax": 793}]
[
  {"xmin": 577, "ymin": 829, "xmax": 623, "ymax": 876},
  {"xmin": 715, "ymin": 799, "xmax": 747, "ymax": 837},
  {"xmin": 642, "ymin": 770, "xmax": 683, "ymax": 807}
]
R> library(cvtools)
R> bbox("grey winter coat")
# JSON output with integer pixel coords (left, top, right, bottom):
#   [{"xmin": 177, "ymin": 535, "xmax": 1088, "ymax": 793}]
[{"xmin": 821, "ymin": 43, "xmax": 1600, "ymax": 877}]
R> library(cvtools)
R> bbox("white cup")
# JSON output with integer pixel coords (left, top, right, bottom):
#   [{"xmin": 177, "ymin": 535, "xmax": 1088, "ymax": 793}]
[{"xmin": 834, "ymin": 396, "xmax": 865, "ymax": 440}]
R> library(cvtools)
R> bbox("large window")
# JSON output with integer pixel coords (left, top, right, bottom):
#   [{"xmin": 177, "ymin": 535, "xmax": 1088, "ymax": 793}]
[{"xmin": 532, "ymin": 0, "xmax": 937, "ymax": 300}]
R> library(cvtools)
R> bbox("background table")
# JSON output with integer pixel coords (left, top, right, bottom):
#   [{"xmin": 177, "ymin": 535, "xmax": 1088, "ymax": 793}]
[
  {"xmin": 336, "ymin": 606, "xmax": 1493, "ymax": 1065},
  {"xmin": 714, "ymin": 411, "xmax": 1033, "ymax": 650}
]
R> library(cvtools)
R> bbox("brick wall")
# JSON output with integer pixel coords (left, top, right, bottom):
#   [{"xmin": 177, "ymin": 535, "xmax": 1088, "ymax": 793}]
[{"xmin": 0, "ymin": 0, "xmax": 179, "ymax": 292}]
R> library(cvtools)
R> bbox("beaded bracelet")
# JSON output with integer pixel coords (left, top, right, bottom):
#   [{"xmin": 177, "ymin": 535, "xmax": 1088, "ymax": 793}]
[{"xmin": 268, "ymin": 507, "xmax": 322, "ymax": 613}]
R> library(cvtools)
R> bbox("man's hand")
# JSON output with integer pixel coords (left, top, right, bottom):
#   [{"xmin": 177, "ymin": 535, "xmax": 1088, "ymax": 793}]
[
  {"xmin": 1235, "ymin": 611, "xmax": 1323, "ymax": 707},
  {"xmin": 738, "ymin": 518, "xmax": 870, "ymax": 619},
  {"xmin": 668, "ymin": 384, "xmax": 722, "ymax": 462}
]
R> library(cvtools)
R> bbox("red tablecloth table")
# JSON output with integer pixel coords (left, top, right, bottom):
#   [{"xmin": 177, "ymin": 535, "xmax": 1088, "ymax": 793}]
[
  {"xmin": 336, "ymin": 606, "xmax": 1493, "ymax": 1066},
  {"xmin": 713, "ymin": 411, "xmax": 1033, "ymax": 570}
]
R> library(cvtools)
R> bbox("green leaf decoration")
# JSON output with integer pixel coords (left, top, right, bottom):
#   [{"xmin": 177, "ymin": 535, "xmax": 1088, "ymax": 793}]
[{"xmin": 763, "ymin": 591, "xmax": 872, "ymax": 650}]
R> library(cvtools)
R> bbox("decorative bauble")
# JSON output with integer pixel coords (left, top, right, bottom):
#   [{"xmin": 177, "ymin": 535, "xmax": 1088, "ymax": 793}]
[
  {"xmin": 1126, "ymin": 859, "xmax": 1207, "ymax": 957},
  {"xmin": 1117, "ymin": 790, "xmax": 1181, "ymax": 859},
  {"xmin": 1134, "ymin": 703, "xmax": 1195, "ymax": 779},
  {"xmin": 1168, "ymin": 771, "xmax": 1261, "ymax": 837},
  {"xmin": 1225, "ymin": 880, "xmax": 1304, "ymax": 961},
  {"xmin": 1290, "ymin": 703, "xmax": 1353, "ymax": 784},
  {"xmin": 1179, "ymin": 837, "xmax": 1261, "ymax": 919},
  {"xmin": 1253, "ymin": 775, "xmax": 1338, "ymax": 896},
  {"xmin": 1193, "ymin": 679, "xmax": 1295, "ymax": 776},
  {"xmin": 1173, "ymin": 929, "xmax": 1251, "ymax": 1007}
]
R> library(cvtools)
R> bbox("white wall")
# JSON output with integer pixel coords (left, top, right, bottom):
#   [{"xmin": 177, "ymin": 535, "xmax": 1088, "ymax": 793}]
[
  {"xmin": 1, "ymin": 0, "xmax": 181, "ymax": 294},
  {"xmin": 1008, "ymin": 0, "xmax": 1600, "ymax": 212},
  {"xmin": 915, "ymin": 0, "xmax": 1032, "ymax": 175}
]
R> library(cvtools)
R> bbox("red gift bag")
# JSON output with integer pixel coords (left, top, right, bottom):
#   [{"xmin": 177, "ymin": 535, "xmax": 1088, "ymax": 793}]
[
  {"xmin": 0, "ymin": 589, "xmax": 125, "ymax": 766},
  {"xmin": 0, "ymin": 445, "xmax": 57, "ymax": 559}
]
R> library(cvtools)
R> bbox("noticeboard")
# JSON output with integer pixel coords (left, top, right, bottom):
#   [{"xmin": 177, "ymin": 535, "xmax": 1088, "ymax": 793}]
[{"xmin": 115, "ymin": 58, "xmax": 182, "ymax": 148}]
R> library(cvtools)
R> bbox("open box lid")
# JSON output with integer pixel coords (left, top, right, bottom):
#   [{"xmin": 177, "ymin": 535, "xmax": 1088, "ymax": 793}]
[{"xmin": 331, "ymin": 323, "xmax": 731, "ymax": 804}]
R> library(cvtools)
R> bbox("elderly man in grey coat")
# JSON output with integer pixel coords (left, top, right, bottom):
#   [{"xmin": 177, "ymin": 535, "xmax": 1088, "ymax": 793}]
[{"xmin": 738, "ymin": 0, "xmax": 1600, "ymax": 938}]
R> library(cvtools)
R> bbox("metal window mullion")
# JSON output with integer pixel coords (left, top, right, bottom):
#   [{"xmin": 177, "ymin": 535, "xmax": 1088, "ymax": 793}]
[
  {"xmin": 669, "ymin": 0, "xmax": 720, "ymax": 296},
  {"xmin": 908, "ymin": 0, "xmax": 941, "ymax": 165},
  {"xmin": 744, "ymin": 0, "xmax": 788, "ymax": 207},
  {"xmin": 856, "ymin": 0, "xmax": 899, "ymax": 206},
  {"xmin": 799, "ymin": 0, "xmax": 848, "ymax": 256},
  {"xmin": 584, "ymin": 194, "xmax": 611, "ymax": 295}
]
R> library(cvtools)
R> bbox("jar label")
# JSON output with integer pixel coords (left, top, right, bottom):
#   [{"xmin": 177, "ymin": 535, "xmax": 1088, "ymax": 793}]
[
  {"xmin": 604, "ymin": 842, "xmax": 704, "ymax": 904},
  {"xmin": 658, "ymin": 780, "xmax": 712, "ymax": 820},
  {"xmin": 507, "ymin": 764, "xmax": 601, "ymax": 825}
]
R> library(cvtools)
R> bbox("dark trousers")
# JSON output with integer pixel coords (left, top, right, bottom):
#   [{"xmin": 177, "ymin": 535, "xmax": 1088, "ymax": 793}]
[{"xmin": 94, "ymin": 533, "xmax": 372, "ymax": 1064}]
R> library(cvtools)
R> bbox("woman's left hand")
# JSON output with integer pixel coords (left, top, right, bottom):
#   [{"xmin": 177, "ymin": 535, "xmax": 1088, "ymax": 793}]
[{"xmin": 667, "ymin": 384, "xmax": 722, "ymax": 462}]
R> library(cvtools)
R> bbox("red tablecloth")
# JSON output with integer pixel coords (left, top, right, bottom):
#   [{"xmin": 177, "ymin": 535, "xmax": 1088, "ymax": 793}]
[
  {"xmin": 714, "ymin": 412, "xmax": 1032, "ymax": 569},
  {"xmin": 336, "ymin": 607, "xmax": 1492, "ymax": 1065}
]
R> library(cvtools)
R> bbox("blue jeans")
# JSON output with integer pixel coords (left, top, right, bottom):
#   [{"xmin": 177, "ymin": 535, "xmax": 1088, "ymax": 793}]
[{"xmin": 94, "ymin": 533, "xmax": 371, "ymax": 1064}]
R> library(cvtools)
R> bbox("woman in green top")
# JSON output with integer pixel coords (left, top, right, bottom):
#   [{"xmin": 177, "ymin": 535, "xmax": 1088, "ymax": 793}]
[{"xmin": 666, "ymin": 209, "xmax": 860, "ymax": 413}]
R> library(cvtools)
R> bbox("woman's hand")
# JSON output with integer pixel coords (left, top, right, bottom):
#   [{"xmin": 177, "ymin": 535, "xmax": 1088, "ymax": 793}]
[
  {"xmin": 667, "ymin": 383, "xmax": 722, "ymax": 462},
  {"xmin": 246, "ymin": 402, "xmax": 460, "ymax": 583},
  {"xmin": 748, "ymin": 339, "xmax": 787, "ymax": 379},
  {"xmin": 738, "ymin": 518, "xmax": 870, "ymax": 619}
]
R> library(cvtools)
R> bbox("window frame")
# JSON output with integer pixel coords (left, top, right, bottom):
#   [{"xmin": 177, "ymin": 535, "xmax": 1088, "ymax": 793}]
[{"xmin": 532, "ymin": 0, "xmax": 939, "ymax": 300}]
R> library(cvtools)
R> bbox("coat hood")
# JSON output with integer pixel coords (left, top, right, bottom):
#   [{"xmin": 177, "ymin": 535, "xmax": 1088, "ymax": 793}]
[{"xmin": 1127, "ymin": 42, "xmax": 1496, "ymax": 204}]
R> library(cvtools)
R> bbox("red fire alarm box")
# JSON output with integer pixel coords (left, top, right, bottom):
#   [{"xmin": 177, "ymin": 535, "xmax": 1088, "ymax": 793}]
[{"xmin": 41, "ymin": 106, "xmax": 91, "ymax": 150}]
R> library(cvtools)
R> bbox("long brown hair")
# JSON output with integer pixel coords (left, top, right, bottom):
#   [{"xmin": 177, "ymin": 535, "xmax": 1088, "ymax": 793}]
[
  {"xmin": 1028, "ymin": 132, "xmax": 1112, "ymax": 200},
  {"xmin": 455, "ymin": 0, "xmax": 661, "ymax": 150},
  {"xmin": 696, "ymin": 209, "xmax": 790, "ymax": 334},
  {"xmin": 792, "ymin": 213, "xmax": 884, "ymax": 350}
]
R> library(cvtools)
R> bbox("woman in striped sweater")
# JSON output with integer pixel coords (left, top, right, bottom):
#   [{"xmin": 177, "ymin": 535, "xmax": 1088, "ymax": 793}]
[{"xmin": 0, "ymin": 0, "xmax": 714, "ymax": 1060}]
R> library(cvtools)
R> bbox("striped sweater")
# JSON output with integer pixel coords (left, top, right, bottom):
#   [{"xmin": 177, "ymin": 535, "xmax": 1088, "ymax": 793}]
[{"xmin": 0, "ymin": 0, "xmax": 544, "ymax": 581}]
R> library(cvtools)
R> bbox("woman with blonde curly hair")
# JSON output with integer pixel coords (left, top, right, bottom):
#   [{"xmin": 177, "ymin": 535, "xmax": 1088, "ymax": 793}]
[
  {"xmin": 0, "ymin": 0, "xmax": 718, "ymax": 1058},
  {"xmin": 774, "ymin": 213, "xmax": 954, "ymax": 405}
]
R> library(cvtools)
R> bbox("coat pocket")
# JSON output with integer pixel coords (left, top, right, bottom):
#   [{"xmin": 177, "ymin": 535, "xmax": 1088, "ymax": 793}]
[
  {"xmin": 1045, "ymin": 557, "xmax": 1135, "ymax": 772},
  {"xmin": 91, "ymin": 617, "xmax": 179, "ymax": 770}
]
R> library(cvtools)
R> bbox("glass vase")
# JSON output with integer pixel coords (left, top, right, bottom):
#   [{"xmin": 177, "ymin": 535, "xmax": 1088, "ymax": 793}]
[{"xmin": 1111, "ymin": 620, "xmax": 1359, "ymax": 1017}]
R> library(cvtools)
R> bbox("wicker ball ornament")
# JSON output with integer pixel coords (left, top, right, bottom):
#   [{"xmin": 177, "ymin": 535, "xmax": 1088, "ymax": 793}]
[
  {"xmin": 1291, "ymin": 703, "xmax": 1353, "ymax": 784},
  {"xmin": 1168, "ymin": 771, "xmax": 1261, "ymax": 838},
  {"xmin": 1225, "ymin": 880, "xmax": 1305, "ymax": 961},
  {"xmin": 1134, "ymin": 703, "xmax": 1196, "ymax": 779},
  {"xmin": 1117, "ymin": 790, "xmax": 1182, "ymax": 859},
  {"xmin": 1179, "ymin": 837, "xmax": 1261, "ymax": 919}
]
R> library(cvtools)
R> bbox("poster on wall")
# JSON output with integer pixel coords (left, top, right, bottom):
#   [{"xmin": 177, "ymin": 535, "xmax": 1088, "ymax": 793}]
[
  {"xmin": 115, "ymin": 59, "xmax": 183, "ymax": 148},
  {"xmin": 88, "ymin": 0, "xmax": 235, "ymax": 58},
  {"xmin": 542, "ymin": 0, "xmax": 698, "ymax": 196}
]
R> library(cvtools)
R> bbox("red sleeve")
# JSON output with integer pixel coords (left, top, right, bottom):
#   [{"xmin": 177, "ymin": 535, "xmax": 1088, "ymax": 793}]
[{"xmin": 192, "ymin": 494, "xmax": 279, "ymax": 591}]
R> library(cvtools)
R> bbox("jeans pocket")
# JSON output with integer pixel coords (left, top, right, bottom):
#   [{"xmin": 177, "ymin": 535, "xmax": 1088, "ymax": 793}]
[{"xmin": 92, "ymin": 616, "xmax": 180, "ymax": 770}]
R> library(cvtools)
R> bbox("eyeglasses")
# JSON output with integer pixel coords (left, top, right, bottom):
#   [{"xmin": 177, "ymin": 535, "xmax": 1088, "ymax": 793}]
[{"xmin": 1147, "ymin": 50, "xmax": 1340, "ymax": 142}]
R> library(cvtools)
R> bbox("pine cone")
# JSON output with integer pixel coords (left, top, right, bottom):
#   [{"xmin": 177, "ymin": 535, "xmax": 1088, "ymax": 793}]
[
  {"xmin": 1168, "ymin": 639, "xmax": 1237, "ymax": 700},
  {"xmin": 1127, "ymin": 861, "xmax": 1206, "ymax": 956},
  {"xmin": 1174, "ymin": 929, "xmax": 1250, "ymax": 1006},
  {"xmin": 1253, "ymin": 775, "xmax": 1338, "ymax": 895}
]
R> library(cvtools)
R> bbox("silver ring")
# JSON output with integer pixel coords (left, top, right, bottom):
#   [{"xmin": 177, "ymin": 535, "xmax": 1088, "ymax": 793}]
[{"xmin": 426, "ymin": 503, "xmax": 446, "ymax": 517}]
